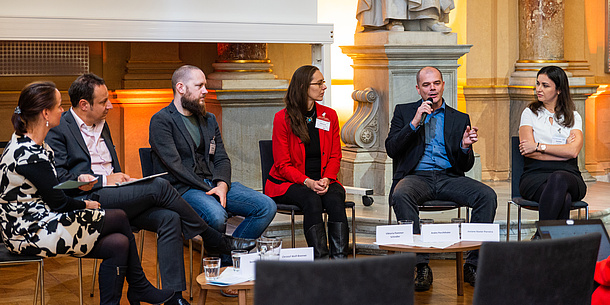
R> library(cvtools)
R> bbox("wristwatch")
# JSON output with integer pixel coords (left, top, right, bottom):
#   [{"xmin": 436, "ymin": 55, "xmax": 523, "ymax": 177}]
[{"xmin": 539, "ymin": 144, "xmax": 547, "ymax": 153}]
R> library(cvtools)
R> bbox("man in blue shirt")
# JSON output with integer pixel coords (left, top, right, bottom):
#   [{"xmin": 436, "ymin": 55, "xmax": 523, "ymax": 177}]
[{"xmin": 386, "ymin": 66, "xmax": 497, "ymax": 291}]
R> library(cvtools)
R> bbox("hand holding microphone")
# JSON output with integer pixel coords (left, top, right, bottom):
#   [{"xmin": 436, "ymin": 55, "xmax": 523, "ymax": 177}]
[{"xmin": 419, "ymin": 97, "xmax": 434, "ymax": 127}]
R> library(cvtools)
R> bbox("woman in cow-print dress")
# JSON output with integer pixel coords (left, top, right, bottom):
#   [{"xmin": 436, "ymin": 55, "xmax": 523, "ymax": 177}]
[{"xmin": 0, "ymin": 81, "xmax": 173, "ymax": 305}]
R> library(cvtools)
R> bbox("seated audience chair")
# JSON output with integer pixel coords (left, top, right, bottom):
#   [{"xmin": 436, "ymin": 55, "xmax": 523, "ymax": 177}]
[
  {"xmin": 0, "ymin": 243, "xmax": 44, "ymax": 305},
  {"xmin": 259, "ymin": 140, "xmax": 356, "ymax": 257},
  {"xmin": 473, "ymin": 233, "xmax": 600, "ymax": 305},
  {"xmin": 255, "ymin": 253, "xmax": 415, "ymax": 305},
  {"xmin": 507, "ymin": 136, "xmax": 588, "ymax": 241}
]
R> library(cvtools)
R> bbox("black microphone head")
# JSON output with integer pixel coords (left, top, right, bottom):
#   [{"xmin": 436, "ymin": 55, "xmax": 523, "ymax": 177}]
[{"xmin": 427, "ymin": 97, "xmax": 434, "ymax": 102}]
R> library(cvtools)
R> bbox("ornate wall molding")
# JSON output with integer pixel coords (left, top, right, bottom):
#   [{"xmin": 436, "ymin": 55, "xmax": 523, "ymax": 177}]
[{"xmin": 341, "ymin": 87, "xmax": 379, "ymax": 149}]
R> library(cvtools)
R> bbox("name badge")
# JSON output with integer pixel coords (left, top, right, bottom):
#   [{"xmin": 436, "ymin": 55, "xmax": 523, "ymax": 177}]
[
  {"xmin": 315, "ymin": 115, "xmax": 330, "ymax": 131},
  {"xmin": 552, "ymin": 136, "xmax": 567, "ymax": 145},
  {"xmin": 376, "ymin": 224, "xmax": 413, "ymax": 245},
  {"xmin": 461, "ymin": 223, "xmax": 500, "ymax": 241},
  {"xmin": 420, "ymin": 224, "xmax": 460, "ymax": 243},
  {"xmin": 209, "ymin": 137, "xmax": 216, "ymax": 155},
  {"xmin": 238, "ymin": 252, "xmax": 259, "ymax": 278},
  {"xmin": 280, "ymin": 247, "xmax": 314, "ymax": 261}
]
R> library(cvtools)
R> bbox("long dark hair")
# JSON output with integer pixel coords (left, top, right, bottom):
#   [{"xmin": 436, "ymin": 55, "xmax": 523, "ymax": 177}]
[
  {"xmin": 285, "ymin": 65, "xmax": 319, "ymax": 145},
  {"xmin": 528, "ymin": 66, "xmax": 575, "ymax": 128},
  {"xmin": 12, "ymin": 81, "xmax": 58, "ymax": 135}
]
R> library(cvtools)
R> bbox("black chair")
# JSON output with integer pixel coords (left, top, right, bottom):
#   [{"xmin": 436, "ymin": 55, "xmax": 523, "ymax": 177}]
[
  {"xmin": 506, "ymin": 136, "xmax": 589, "ymax": 241},
  {"xmin": 473, "ymin": 233, "xmax": 600, "ymax": 305},
  {"xmin": 255, "ymin": 253, "xmax": 415, "ymax": 305},
  {"xmin": 258, "ymin": 140, "xmax": 356, "ymax": 258},
  {"xmin": 387, "ymin": 161, "xmax": 470, "ymax": 225},
  {"xmin": 0, "ymin": 243, "xmax": 44, "ymax": 305}
]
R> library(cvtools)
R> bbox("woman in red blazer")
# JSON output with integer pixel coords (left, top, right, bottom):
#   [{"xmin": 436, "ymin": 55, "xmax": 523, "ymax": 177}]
[{"xmin": 265, "ymin": 65, "xmax": 347, "ymax": 259}]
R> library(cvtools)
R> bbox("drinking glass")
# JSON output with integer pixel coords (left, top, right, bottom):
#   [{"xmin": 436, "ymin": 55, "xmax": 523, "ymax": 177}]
[
  {"xmin": 256, "ymin": 237, "xmax": 282, "ymax": 261},
  {"xmin": 231, "ymin": 250, "xmax": 248, "ymax": 270},
  {"xmin": 203, "ymin": 257, "xmax": 221, "ymax": 281},
  {"xmin": 451, "ymin": 218, "xmax": 466, "ymax": 239}
]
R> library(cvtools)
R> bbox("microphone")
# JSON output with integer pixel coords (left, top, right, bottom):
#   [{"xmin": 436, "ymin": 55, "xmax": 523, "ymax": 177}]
[{"xmin": 419, "ymin": 97, "xmax": 434, "ymax": 127}]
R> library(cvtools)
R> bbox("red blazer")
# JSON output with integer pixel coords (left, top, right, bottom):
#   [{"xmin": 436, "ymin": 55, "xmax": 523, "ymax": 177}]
[
  {"xmin": 593, "ymin": 257, "xmax": 610, "ymax": 305},
  {"xmin": 265, "ymin": 103, "xmax": 342, "ymax": 198}
]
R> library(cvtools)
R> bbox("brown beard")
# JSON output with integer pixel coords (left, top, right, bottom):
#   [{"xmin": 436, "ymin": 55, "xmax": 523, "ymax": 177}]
[{"xmin": 181, "ymin": 94, "xmax": 205, "ymax": 117}]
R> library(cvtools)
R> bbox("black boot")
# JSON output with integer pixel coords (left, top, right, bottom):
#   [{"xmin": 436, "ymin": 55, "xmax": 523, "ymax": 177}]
[
  {"xmin": 124, "ymin": 235, "xmax": 174, "ymax": 305},
  {"xmin": 328, "ymin": 221, "xmax": 349, "ymax": 259},
  {"xmin": 98, "ymin": 264, "xmax": 126, "ymax": 305},
  {"xmin": 305, "ymin": 223, "xmax": 329, "ymax": 259},
  {"xmin": 203, "ymin": 232, "xmax": 256, "ymax": 255}
]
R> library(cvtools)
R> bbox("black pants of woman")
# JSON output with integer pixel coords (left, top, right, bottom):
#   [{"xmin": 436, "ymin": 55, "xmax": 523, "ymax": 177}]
[
  {"xmin": 529, "ymin": 171, "xmax": 584, "ymax": 220},
  {"xmin": 274, "ymin": 183, "xmax": 348, "ymax": 259}
]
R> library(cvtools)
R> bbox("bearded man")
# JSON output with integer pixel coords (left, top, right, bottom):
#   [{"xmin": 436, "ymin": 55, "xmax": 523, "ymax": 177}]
[{"xmin": 148, "ymin": 66, "xmax": 276, "ymax": 293}]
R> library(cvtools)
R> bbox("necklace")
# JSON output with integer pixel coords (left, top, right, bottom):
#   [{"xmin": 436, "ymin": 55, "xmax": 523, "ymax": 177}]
[{"xmin": 305, "ymin": 114, "xmax": 314, "ymax": 123}]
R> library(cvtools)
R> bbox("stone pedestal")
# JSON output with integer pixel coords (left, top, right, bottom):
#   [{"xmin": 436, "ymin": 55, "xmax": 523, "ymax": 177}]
[
  {"xmin": 340, "ymin": 31, "xmax": 471, "ymax": 195},
  {"xmin": 205, "ymin": 89, "xmax": 286, "ymax": 190}
]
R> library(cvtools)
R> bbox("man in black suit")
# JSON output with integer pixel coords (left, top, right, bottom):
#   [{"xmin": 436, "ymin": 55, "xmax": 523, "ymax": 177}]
[
  {"xmin": 46, "ymin": 73, "xmax": 254, "ymax": 305},
  {"xmin": 386, "ymin": 66, "xmax": 497, "ymax": 291}
]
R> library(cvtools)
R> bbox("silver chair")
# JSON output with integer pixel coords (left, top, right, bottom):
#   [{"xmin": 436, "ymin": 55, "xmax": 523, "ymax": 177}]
[{"xmin": 0, "ymin": 243, "xmax": 44, "ymax": 305}]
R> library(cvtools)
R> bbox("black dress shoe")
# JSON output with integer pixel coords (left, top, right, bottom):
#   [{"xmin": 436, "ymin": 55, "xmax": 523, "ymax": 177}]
[
  {"xmin": 464, "ymin": 263, "xmax": 477, "ymax": 287},
  {"xmin": 228, "ymin": 236, "xmax": 256, "ymax": 252},
  {"xmin": 165, "ymin": 294, "xmax": 191, "ymax": 305},
  {"xmin": 414, "ymin": 263, "xmax": 433, "ymax": 291}
]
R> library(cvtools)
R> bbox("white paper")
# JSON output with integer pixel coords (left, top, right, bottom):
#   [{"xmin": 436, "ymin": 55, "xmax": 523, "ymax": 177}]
[
  {"xmin": 376, "ymin": 224, "xmax": 414, "ymax": 245},
  {"xmin": 238, "ymin": 252, "xmax": 259, "ymax": 279},
  {"xmin": 374, "ymin": 235, "xmax": 458, "ymax": 249},
  {"xmin": 279, "ymin": 247, "xmax": 314, "ymax": 261},
  {"xmin": 461, "ymin": 223, "xmax": 500, "ymax": 242},
  {"xmin": 420, "ymin": 223, "xmax": 460, "ymax": 243},
  {"xmin": 315, "ymin": 119, "xmax": 330, "ymax": 131},
  {"xmin": 207, "ymin": 267, "xmax": 252, "ymax": 286}
]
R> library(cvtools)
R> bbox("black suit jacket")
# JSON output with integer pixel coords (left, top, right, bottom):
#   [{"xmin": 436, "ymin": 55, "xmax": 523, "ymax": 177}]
[
  {"xmin": 148, "ymin": 102, "xmax": 231, "ymax": 195},
  {"xmin": 46, "ymin": 111, "xmax": 121, "ymax": 197},
  {"xmin": 385, "ymin": 100, "xmax": 475, "ymax": 200}
]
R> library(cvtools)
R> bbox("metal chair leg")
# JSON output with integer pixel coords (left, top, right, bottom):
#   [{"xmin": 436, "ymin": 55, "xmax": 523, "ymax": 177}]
[
  {"xmin": 586, "ymin": 206, "xmax": 589, "ymax": 220},
  {"xmin": 388, "ymin": 203, "xmax": 392, "ymax": 225},
  {"xmin": 290, "ymin": 210, "xmax": 296, "ymax": 248},
  {"xmin": 33, "ymin": 260, "xmax": 41, "ymax": 305},
  {"xmin": 517, "ymin": 206, "xmax": 522, "ymax": 242},
  {"xmin": 189, "ymin": 239, "xmax": 193, "ymax": 301},
  {"xmin": 90, "ymin": 259, "xmax": 98, "ymax": 297},
  {"xmin": 351, "ymin": 206, "xmax": 356, "ymax": 258},
  {"xmin": 40, "ymin": 260, "xmax": 44, "ymax": 305},
  {"xmin": 506, "ymin": 201, "xmax": 511, "ymax": 242},
  {"xmin": 78, "ymin": 258, "xmax": 83, "ymax": 305}
]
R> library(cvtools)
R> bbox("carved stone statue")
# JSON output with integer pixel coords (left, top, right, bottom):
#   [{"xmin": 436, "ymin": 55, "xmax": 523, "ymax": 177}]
[{"xmin": 356, "ymin": 0, "xmax": 454, "ymax": 33}]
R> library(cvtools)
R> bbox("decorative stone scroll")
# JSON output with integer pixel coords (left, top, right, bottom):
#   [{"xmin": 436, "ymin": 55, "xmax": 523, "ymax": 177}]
[{"xmin": 341, "ymin": 88, "xmax": 379, "ymax": 149}]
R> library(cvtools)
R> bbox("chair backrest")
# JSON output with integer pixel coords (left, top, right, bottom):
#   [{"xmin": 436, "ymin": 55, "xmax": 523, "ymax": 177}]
[
  {"xmin": 254, "ymin": 253, "xmax": 415, "ymax": 305},
  {"xmin": 473, "ymin": 232, "xmax": 601, "ymax": 305},
  {"xmin": 138, "ymin": 147, "xmax": 154, "ymax": 177},
  {"xmin": 259, "ymin": 140, "xmax": 274, "ymax": 194},
  {"xmin": 511, "ymin": 136, "xmax": 524, "ymax": 198}
]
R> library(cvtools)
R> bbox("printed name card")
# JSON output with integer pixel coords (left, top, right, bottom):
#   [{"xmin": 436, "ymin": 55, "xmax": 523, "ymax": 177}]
[
  {"xmin": 461, "ymin": 223, "xmax": 500, "ymax": 241},
  {"xmin": 238, "ymin": 252, "xmax": 260, "ymax": 279},
  {"xmin": 376, "ymin": 224, "xmax": 413, "ymax": 245},
  {"xmin": 280, "ymin": 247, "xmax": 314, "ymax": 261},
  {"xmin": 420, "ymin": 224, "xmax": 459, "ymax": 243}
]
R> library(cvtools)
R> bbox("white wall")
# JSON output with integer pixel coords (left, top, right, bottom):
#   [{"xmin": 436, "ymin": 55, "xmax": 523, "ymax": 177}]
[{"xmin": 0, "ymin": 0, "xmax": 317, "ymax": 24}]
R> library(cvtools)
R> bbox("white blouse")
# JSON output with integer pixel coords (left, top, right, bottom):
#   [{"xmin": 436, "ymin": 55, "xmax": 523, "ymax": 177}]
[{"xmin": 519, "ymin": 107, "xmax": 582, "ymax": 145}]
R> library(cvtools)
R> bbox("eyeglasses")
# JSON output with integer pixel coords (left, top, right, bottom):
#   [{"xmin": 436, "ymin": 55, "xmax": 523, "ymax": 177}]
[{"xmin": 310, "ymin": 80, "xmax": 326, "ymax": 87}]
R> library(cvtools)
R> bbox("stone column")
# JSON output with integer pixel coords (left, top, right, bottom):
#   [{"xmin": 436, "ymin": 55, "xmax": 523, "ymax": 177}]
[
  {"xmin": 206, "ymin": 43, "xmax": 288, "ymax": 189},
  {"xmin": 509, "ymin": 0, "xmax": 597, "ymax": 181},
  {"xmin": 341, "ymin": 32, "xmax": 471, "ymax": 195}
]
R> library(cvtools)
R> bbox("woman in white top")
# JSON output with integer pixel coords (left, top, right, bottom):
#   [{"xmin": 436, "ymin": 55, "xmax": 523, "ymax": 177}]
[{"xmin": 518, "ymin": 65, "xmax": 586, "ymax": 220}]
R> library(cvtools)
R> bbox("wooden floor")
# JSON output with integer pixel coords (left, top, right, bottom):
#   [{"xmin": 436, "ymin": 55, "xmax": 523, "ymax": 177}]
[{"xmin": 1, "ymin": 231, "xmax": 473, "ymax": 304}]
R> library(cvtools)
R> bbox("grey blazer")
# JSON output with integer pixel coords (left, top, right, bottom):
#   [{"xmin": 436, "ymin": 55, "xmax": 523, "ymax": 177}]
[
  {"xmin": 45, "ymin": 111, "xmax": 121, "ymax": 197},
  {"xmin": 149, "ymin": 102, "xmax": 231, "ymax": 195}
]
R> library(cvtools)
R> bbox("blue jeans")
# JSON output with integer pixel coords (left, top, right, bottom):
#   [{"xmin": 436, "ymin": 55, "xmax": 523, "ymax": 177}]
[{"xmin": 182, "ymin": 181, "xmax": 277, "ymax": 239}]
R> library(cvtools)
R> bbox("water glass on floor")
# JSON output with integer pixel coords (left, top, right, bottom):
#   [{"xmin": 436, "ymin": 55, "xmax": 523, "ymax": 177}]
[{"xmin": 203, "ymin": 257, "xmax": 221, "ymax": 281}]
